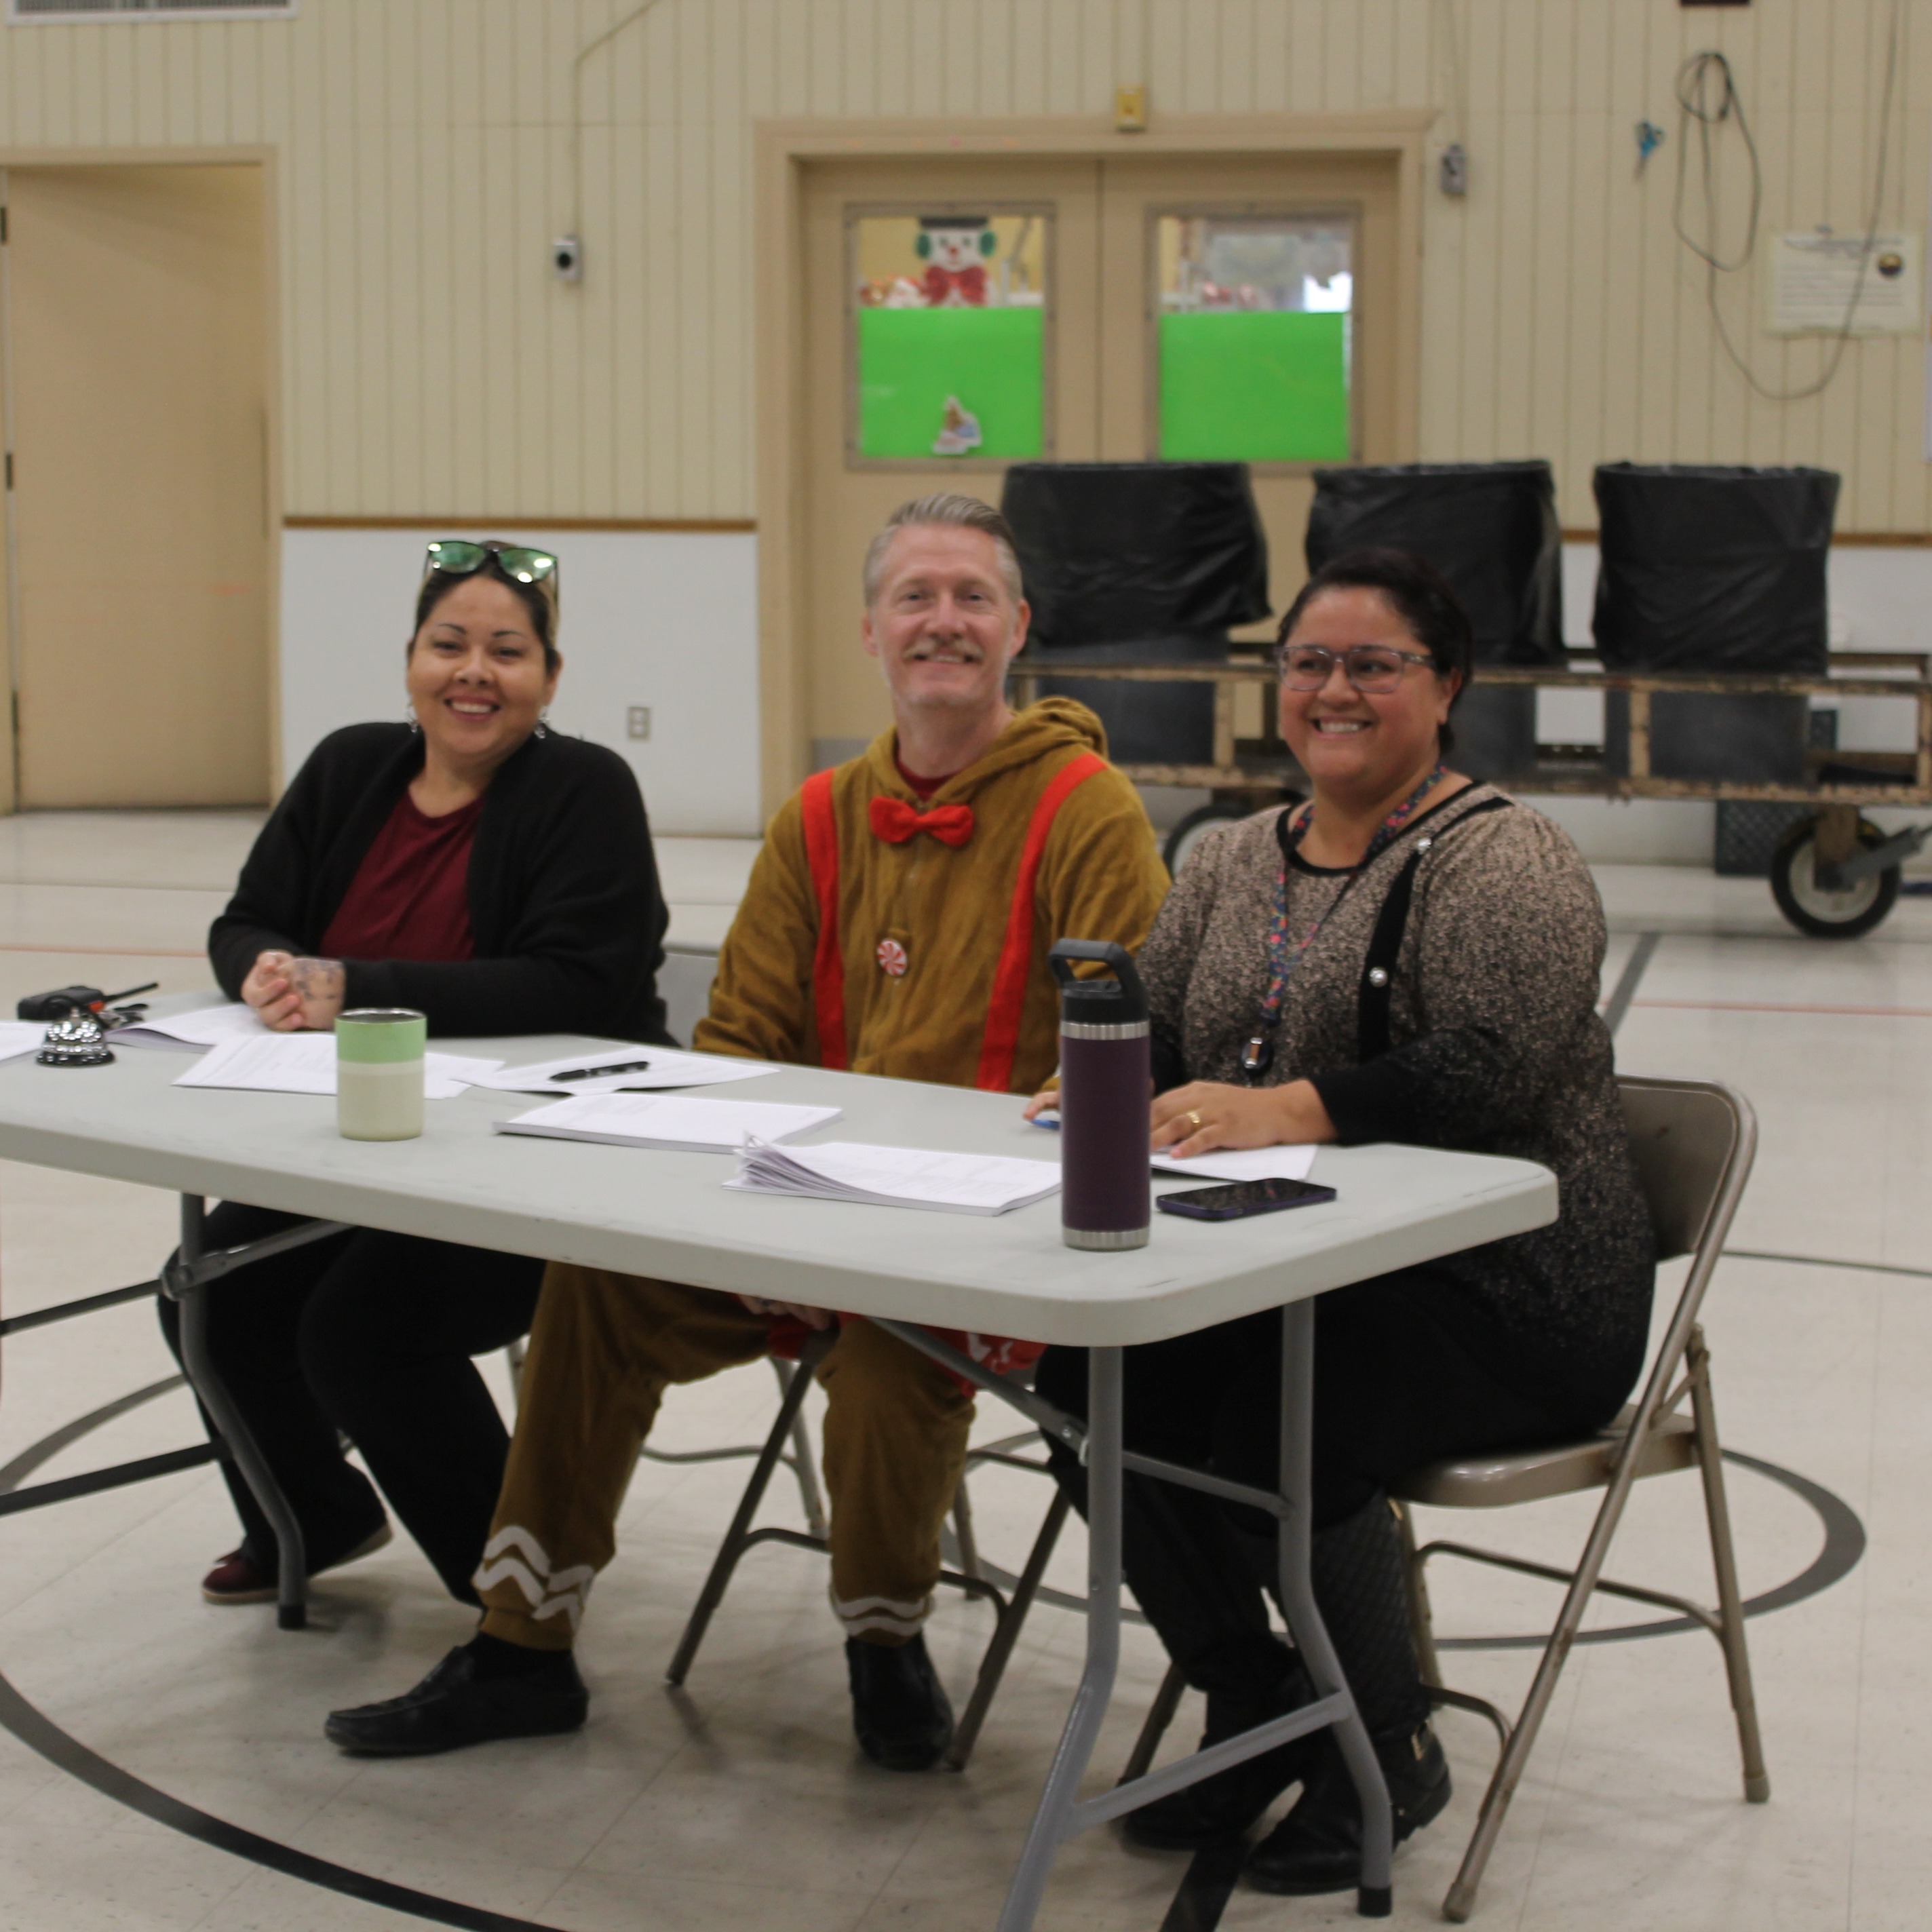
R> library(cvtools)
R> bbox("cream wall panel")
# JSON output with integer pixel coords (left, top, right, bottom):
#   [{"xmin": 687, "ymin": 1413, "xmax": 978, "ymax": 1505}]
[{"xmin": 0, "ymin": 0, "xmax": 1924, "ymax": 531}]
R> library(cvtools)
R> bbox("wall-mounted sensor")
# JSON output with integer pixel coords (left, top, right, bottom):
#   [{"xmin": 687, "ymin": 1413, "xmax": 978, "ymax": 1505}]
[{"xmin": 553, "ymin": 235, "xmax": 583, "ymax": 284}]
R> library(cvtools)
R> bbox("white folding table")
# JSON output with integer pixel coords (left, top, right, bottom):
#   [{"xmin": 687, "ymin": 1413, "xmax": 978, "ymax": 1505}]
[{"xmin": 0, "ymin": 1009, "xmax": 1556, "ymax": 1927}]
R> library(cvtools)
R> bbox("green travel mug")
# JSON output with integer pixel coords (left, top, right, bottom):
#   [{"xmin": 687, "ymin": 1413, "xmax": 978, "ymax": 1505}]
[{"xmin": 335, "ymin": 1008, "xmax": 427, "ymax": 1140}]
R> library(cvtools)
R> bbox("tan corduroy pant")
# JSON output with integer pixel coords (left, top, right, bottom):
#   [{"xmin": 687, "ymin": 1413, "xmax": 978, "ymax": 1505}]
[{"xmin": 476, "ymin": 1265, "xmax": 973, "ymax": 1651}]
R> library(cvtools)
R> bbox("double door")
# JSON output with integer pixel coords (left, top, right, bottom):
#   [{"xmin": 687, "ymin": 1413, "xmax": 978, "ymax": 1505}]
[{"xmin": 798, "ymin": 150, "xmax": 1404, "ymax": 763}]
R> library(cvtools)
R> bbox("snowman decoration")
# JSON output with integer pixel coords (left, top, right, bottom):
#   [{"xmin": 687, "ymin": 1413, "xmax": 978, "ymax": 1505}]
[{"xmin": 917, "ymin": 215, "xmax": 996, "ymax": 307}]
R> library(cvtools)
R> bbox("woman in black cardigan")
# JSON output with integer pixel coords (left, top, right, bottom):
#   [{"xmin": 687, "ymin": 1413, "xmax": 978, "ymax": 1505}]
[{"xmin": 163, "ymin": 539, "xmax": 672, "ymax": 1608}]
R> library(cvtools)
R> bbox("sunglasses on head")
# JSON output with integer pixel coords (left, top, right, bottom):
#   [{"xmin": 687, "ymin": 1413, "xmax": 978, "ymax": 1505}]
[{"xmin": 423, "ymin": 539, "xmax": 558, "ymax": 587}]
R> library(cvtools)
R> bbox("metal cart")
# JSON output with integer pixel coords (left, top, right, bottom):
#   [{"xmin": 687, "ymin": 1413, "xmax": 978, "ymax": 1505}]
[{"xmin": 1010, "ymin": 650, "xmax": 1932, "ymax": 939}]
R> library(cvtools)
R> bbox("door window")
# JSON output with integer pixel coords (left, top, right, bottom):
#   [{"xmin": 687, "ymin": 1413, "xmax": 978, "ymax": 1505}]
[
  {"xmin": 1153, "ymin": 212, "xmax": 1354, "ymax": 464},
  {"xmin": 849, "ymin": 209, "xmax": 1050, "ymax": 465}
]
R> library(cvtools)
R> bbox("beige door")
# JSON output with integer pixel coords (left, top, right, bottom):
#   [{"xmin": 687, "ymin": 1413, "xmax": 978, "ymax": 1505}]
[
  {"xmin": 1097, "ymin": 152, "xmax": 1406, "ymax": 641},
  {"xmin": 792, "ymin": 149, "xmax": 1406, "ymax": 767},
  {"xmin": 798, "ymin": 157, "xmax": 1102, "ymax": 767},
  {"xmin": 3, "ymin": 163, "xmax": 271, "ymax": 809}
]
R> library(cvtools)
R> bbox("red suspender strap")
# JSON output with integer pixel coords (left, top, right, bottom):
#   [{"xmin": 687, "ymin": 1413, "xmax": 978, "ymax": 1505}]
[
  {"xmin": 975, "ymin": 751, "xmax": 1107, "ymax": 1093},
  {"xmin": 800, "ymin": 769, "xmax": 848, "ymax": 1071}
]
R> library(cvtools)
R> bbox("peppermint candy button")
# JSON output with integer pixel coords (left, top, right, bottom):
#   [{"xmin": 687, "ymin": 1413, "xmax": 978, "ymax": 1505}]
[{"xmin": 876, "ymin": 938, "xmax": 909, "ymax": 978}]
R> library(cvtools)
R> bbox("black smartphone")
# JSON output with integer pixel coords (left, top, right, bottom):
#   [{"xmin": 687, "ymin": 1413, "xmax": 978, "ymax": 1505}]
[{"xmin": 1156, "ymin": 1176, "xmax": 1337, "ymax": 1221}]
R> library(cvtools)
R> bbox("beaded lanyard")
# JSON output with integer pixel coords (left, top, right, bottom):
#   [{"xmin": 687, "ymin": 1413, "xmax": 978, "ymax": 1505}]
[{"xmin": 1239, "ymin": 762, "xmax": 1449, "ymax": 1079}]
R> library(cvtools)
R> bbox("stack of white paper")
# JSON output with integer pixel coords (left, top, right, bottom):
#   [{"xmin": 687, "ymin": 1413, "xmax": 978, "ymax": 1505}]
[
  {"xmin": 0, "ymin": 1022, "xmax": 48, "ymax": 1064},
  {"xmin": 729, "ymin": 1139, "xmax": 1062, "ymax": 1216},
  {"xmin": 475, "ymin": 1047, "xmax": 779, "ymax": 1094},
  {"xmin": 111, "ymin": 1003, "xmax": 270, "ymax": 1051},
  {"xmin": 1152, "ymin": 1144, "xmax": 1319, "ymax": 1183},
  {"xmin": 174, "ymin": 1034, "xmax": 502, "ymax": 1100},
  {"xmin": 495, "ymin": 1092, "xmax": 840, "ymax": 1151}
]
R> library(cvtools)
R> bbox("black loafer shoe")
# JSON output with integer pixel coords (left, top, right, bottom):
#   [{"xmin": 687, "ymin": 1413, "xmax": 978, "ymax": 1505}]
[
  {"xmin": 1245, "ymin": 1723, "xmax": 1451, "ymax": 1896},
  {"xmin": 324, "ymin": 1646, "xmax": 587, "ymax": 1756},
  {"xmin": 1123, "ymin": 1688, "xmax": 1323, "ymax": 1851},
  {"xmin": 847, "ymin": 1634, "xmax": 954, "ymax": 1772}
]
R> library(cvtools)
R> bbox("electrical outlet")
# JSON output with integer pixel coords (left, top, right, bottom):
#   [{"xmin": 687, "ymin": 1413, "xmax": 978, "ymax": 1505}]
[{"xmin": 626, "ymin": 706, "xmax": 652, "ymax": 741}]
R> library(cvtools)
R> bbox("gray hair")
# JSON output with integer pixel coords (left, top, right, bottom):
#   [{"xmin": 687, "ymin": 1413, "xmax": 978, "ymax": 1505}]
[{"xmin": 862, "ymin": 493, "xmax": 1025, "ymax": 608}]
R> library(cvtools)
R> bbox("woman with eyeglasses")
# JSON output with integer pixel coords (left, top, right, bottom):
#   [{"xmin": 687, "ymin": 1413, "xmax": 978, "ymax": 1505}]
[
  {"xmin": 1028, "ymin": 549, "xmax": 1653, "ymax": 1897},
  {"xmin": 161, "ymin": 539, "xmax": 673, "ymax": 1609}
]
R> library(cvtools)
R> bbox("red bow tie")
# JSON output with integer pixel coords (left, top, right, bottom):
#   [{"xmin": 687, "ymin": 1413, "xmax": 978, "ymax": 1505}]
[{"xmin": 869, "ymin": 796, "xmax": 975, "ymax": 848}]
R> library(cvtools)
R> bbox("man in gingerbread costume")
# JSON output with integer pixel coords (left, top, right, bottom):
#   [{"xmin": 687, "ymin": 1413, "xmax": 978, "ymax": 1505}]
[{"xmin": 327, "ymin": 492, "xmax": 1169, "ymax": 1771}]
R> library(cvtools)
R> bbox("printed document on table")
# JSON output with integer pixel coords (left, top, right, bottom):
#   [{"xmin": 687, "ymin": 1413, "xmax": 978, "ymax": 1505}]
[
  {"xmin": 494, "ymin": 1092, "xmax": 839, "ymax": 1151},
  {"xmin": 174, "ymin": 1035, "xmax": 503, "ymax": 1099},
  {"xmin": 0, "ymin": 1022, "xmax": 47, "ymax": 1064},
  {"xmin": 729, "ymin": 1140, "xmax": 1062, "ymax": 1215},
  {"xmin": 474, "ymin": 1047, "xmax": 779, "ymax": 1094},
  {"xmin": 111, "ymin": 1003, "xmax": 271, "ymax": 1051},
  {"xmin": 1151, "ymin": 1145, "xmax": 1319, "ymax": 1184}
]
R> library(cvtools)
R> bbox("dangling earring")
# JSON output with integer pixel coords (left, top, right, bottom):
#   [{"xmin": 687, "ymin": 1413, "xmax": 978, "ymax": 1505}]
[
  {"xmin": 535, "ymin": 707, "xmax": 550, "ymax": 740},
  {"xmin": 406, "ymin": 703, "xmax": 421, "ymax": 735}
]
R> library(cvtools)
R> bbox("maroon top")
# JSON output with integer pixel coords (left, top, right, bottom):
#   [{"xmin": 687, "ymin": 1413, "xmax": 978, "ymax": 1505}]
[
  {"xmin": 320, "ymin": 790, "xmax": 483, "ymax": 965},
  {"xmin": 895, "ymin": 752, "xmax": 946, "ymax": 800}
]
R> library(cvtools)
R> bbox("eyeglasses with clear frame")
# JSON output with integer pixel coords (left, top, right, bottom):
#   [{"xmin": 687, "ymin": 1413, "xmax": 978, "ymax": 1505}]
[{"xmin": 1276, "ymin": 642, "xmax": 1438, "ymax": 693}]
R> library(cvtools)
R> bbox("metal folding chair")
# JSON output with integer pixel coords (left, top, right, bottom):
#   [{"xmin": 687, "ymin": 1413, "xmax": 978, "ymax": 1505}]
[
  {"xmin": 1395, "ymin": 1075, "xmax": 1770, "ymax": 1920},
  {"xmin": 662, "ymin": 1330, "xmax": 1073, "ymax": 1770}
]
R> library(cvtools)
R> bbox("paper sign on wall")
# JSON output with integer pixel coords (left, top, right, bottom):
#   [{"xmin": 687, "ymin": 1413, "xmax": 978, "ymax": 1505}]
[{"xmin": 1765, "ymin": 231, "xmax": 1921, "ymax": 335}]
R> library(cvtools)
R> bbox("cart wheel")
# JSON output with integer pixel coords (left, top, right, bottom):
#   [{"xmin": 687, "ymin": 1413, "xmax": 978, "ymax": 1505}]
[
  {"xmin": 1163, "ymin": 800, "xmax": 1261, "ymax": 876},
  {"xmin": 1769, "ymin": 817, "xmax": 1900, "ymax": 939}
]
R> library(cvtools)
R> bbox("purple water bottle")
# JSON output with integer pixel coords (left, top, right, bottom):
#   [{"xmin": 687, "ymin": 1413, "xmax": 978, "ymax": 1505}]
[{"xmin": 1050, "ymin": 939, "xmax": 1151, "ymax": 1252}]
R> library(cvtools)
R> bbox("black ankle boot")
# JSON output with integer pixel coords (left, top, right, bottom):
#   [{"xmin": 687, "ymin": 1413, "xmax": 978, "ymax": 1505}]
[
  {"xmin": 1243, "ymin": 1721, "xmax": 1450, "ymax": 1895},
  {"xmin": 846, "ymin": 1634, "xmax": 954, "ymax": 1772},
  {"xmin": 1123, "ymin": 1676, "xmax": 1324, "ymax": 1851}
]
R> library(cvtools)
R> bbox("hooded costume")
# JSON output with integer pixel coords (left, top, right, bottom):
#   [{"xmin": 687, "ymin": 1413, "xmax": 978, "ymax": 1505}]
[{"xmin": 478, "ymin": 700, "xmax": 1168, "ymax": 1649}]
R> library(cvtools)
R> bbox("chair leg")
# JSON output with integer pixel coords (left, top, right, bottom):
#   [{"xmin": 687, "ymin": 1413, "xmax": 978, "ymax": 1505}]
[
  {"xmin": 945, "ymin": 1489, "xmax": 1070, "ymax": 1771},
  {"xmin": 770, "ymin": 1357, "xmax": 830, "ymax": 1541},
  {"xmin": 505, "ymin": 1336, "xmax": 526, "ymax": 1411},
  {"xmin": 1442, "ymin": 1463, "xmax": 1649, "ymax": 1921},
  {"xmin": 951, "ymin": 1476, "xmax": 982, "ymax": 1581},
  {"xmin": 1117, "ymin": 1659, "xmax": 1189, "ymax": 1788},
  {"xmin": 1395, "ymin": 1499, "xmax": 1444, "ymax": 1689},
  {"xmin": 1686, "ymin": 1327, "xmax": 1771, "ymax": 1803},
  {"xmin": 667, "ymin": 1336, "xmax": 830, "ymax": 1686}
]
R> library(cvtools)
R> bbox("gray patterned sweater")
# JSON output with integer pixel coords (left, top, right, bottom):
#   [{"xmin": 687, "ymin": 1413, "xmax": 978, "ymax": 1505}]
[{"xmin": 1141, "ymin": 786, "xmax": 1655, "ymax": 1398}]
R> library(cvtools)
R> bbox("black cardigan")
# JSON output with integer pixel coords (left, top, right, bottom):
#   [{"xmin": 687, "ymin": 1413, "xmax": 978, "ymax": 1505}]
[{"xmin": 210, "ymin": 723, "xmax": 673, "ymax": 1043}]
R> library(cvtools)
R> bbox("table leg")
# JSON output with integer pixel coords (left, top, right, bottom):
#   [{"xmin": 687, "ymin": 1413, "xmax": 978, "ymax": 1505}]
[
  {"xmin": 997, "ymin": 1346, "xmax": 1123, "ymax": 1932},
  {"xmin": 1275, "ymin": 1299, "xmax": 1393, "ymax": 1917},
  {"xmin": 169, "ymin": 1195, "xmax": 309, "ymax": 1631}
]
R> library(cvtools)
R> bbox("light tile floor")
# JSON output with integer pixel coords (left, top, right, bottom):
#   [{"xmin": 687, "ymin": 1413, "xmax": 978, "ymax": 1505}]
[{"xmin": 0, "ymin": 814, "xmax": 1923, "ymax": 1930}]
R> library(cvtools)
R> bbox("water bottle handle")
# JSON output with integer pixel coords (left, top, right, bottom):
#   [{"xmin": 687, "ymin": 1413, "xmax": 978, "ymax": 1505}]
[{"xmin": 1048, "ymin": 938, "xmax": 1147, "ymax": 1005}]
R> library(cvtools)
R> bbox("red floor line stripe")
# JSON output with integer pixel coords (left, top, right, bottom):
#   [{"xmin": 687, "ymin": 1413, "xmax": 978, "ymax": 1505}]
[{"xmin": 1626, "ymin": 998, "xmax": 1932, "ymax": 1018}]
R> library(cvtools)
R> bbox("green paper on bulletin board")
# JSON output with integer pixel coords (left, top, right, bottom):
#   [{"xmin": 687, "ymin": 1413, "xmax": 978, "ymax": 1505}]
[
  {"xmin": 1159, "ymin": 312, "xmax": 1351, "ymax": 462},
  {"xmin": 859, "ymin": 307, "xmax": 1044, "ymax": 459}
]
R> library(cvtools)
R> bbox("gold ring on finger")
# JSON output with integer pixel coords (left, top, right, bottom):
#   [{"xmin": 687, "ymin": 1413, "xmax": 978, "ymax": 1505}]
[{"xmin": 1186, "ymin": 1110, "xmax": 1203, "ymax": 1131}]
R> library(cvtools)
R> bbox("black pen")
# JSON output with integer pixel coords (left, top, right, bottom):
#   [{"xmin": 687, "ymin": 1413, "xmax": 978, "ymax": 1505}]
[{"xmin": 553, "ymin": 1059, "xmax": 653, "ymax": 1082}]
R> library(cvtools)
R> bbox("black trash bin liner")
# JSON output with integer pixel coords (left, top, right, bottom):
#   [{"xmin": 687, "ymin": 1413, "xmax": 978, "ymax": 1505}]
[
  {"xmin": 1001, "ymin": 463, "xmax": 1270, "ymax": 644},
  {"xmin": 1001, "ymin": 463, "xmax": 1269, "ymax": 767},
  {"xmin": 1594, "ymin": 463, "xmax": 1838, "ymax": 784},
  {"xmin": 1592, "ymin": 463, "xmax": 1838, "ymax": 674},
  {"xmin": 1304, "ymin": 461, "xmax": 1565, "ymax": 668}
]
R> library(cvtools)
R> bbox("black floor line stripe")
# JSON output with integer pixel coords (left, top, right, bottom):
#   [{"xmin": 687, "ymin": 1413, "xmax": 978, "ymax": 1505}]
[
  {"xmin": 0, "ymin": 1374, "xmax": 570, "ymax": 1930},
  {"xmin": 1157, "ymin": 1837, "xmax": 1247, "ymax": 1932},
  {"xmin": 1600, "ymin": 929, "xmax": 1661, "ymax": 1037},
  {"xmin": 0, "ymin": 1673, "xmax": 570, "ymax": 1932},
  {"xmin": 0, "ymin": 1373, "xmax": 187, "ymax": 1492},
  {"xmin": 1434, "ymin": 1448, "xmax": 1865, "ymax": 1652},
  {"xmin": 1724, "ymin": 1248, "xmax": 1932, "ymax": 1282}
]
